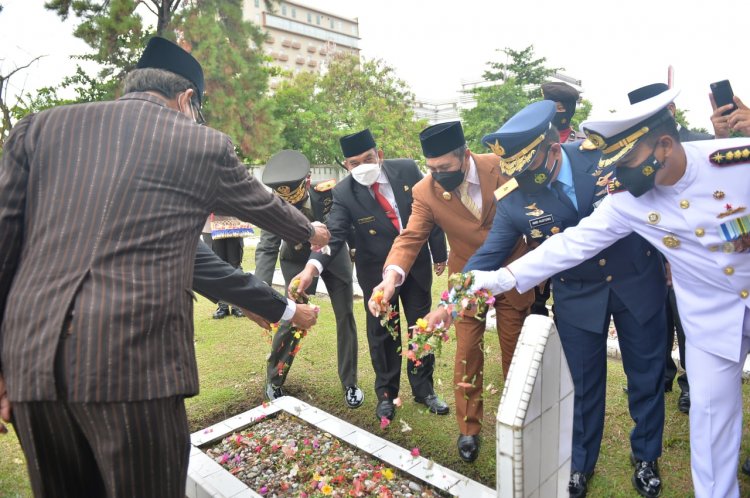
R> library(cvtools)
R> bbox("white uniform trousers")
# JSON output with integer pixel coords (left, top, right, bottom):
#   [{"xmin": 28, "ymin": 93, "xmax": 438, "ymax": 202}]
[{"xmin": 686, "ymin": 306, "xmax": 750, "ymax": 498}]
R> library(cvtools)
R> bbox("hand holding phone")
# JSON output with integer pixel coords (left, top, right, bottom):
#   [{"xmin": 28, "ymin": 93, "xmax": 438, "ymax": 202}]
[{"xmin": 710, "ymin": 80, "xmax": 737, "ymax": 116}]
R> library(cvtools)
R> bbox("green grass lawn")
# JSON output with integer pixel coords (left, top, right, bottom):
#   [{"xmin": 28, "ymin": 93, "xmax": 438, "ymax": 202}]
[{"xmin": 2, "ymin": 246, "xmax": 750, "ymax": 497}]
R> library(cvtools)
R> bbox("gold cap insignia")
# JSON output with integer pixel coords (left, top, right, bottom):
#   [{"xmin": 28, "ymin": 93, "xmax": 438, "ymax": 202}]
[
  {"xmin": 498, "ymin": 133, "xmax": 545, "ymax": 176},
  {"xmin": 579, "ymin": 138, "xmax": 598, "ymax": 151},
  {"xmin": 487, "ymin": 139, "xmax": 505, "ymax": 157},
  {"xmin": 587, "ymin": 133, "xmax": 606, "ymax": 149},
  {"xmin": 275, "ymin": 179, "xmax": 307, "ymax": 204}
]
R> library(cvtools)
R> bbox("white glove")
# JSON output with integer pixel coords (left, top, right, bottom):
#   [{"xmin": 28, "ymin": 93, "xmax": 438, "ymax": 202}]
[{"xmin": 469, "ymin": 268, "xmax": 517, "ymax": 296}]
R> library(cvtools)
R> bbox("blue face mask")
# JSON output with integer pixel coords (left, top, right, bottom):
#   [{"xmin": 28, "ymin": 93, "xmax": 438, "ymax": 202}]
[{"xmin": 615, "ymin": 148, "xmax": 663, "ymax": 197}]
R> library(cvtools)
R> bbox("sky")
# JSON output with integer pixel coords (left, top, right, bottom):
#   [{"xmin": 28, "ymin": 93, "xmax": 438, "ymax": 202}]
[{"xmin": 2, "ymin": 0, "xmax": 748, "ymax": 132}]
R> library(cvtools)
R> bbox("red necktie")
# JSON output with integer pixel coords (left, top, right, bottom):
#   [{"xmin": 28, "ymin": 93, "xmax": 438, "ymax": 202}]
[{"xmin": 372, "ymin": 183, "xmax": 400, "ymax": 231}]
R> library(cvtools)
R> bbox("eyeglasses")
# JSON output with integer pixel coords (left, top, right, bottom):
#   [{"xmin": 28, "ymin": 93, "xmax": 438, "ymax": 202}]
[{"xmin": 192, "ymin": 103, "xmax": 206, "ymax": 125}]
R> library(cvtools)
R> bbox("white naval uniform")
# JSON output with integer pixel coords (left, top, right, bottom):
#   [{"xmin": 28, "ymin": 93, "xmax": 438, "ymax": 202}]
[{"xmin": 505, "ymin": 138, "xmax": 750, "ymax": 498}]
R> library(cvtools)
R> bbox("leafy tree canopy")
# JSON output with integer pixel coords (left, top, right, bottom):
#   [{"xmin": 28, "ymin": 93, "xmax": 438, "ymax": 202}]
[{"xmin": 272, "ymin": 54, "xmax": 427, "ymax": 165}]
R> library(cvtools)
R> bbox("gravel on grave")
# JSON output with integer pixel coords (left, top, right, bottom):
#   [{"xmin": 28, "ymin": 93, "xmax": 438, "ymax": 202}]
[{"xmin": 205, "ymin": 411, "xmax": 448, "ymax": 497}]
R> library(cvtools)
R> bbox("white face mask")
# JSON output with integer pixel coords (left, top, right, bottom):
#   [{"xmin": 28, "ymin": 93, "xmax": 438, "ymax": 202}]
[{"xmin": 351, "ymin": 162, "xmax": 381, "ymax": 186}]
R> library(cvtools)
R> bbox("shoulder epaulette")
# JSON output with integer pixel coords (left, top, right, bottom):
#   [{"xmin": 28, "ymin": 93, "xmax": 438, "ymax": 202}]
[
  {"xmin": 494, "ymin": 177, "xmax": 518, "ymax": 201},
  {"xmin": 314, "ymin": 178, "xmax": 337, "ymax": 192},
  {"xmin": 709, "ymin": 146, "xmax": 750, "ymax": 166},
  {"xmin": 606, "ymin": 178, "xmax": 626, "ymax": 195},
  {"xmin": 579, "ymin": 138, "xmax": 598, "ymax": 151}
]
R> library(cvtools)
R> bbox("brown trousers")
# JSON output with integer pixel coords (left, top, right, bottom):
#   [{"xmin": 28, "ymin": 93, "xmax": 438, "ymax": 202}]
[
  {"xmin": 12, "ymin": 329, "xmax": 191, "ymax": 498},
  {"xmin": 13, "ymin": 397, "xmax": 190, "ymax": 498},
  {"xmin": 453, "ymin": 294, "xmax": 529, "ymax": 435}
]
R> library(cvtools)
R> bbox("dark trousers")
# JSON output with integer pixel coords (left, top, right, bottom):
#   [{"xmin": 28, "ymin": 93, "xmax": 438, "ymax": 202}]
[
  {"xmin": 664, "ymin": 287, "xmax": 689, "ymax": 393},
  {"xmin": 360, "ymin": 271, "xmax": 434, "ymax": 402},
  {"xmin": 266, "ymin": 247, "xmax": 358, "ymax": 388},
  {"xmin": 12, "ymin": 335, "xmax": 190, "ymax": 497},
  {"xmin": 211, "ymin": 237, "xmax": 244, "ymax": 309},
  {"xmin": 559, "ymin": 290, "xmax": 666, "ymax": 474},
  {"xmin": 212, "ymin": 237, "xmax": 243, "ymax": 269}
]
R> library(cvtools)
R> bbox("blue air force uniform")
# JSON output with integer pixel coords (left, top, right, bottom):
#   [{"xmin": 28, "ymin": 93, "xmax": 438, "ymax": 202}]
[{"xmin": 464, "ymin": 101, "xmax": 668, "ymax": 478}]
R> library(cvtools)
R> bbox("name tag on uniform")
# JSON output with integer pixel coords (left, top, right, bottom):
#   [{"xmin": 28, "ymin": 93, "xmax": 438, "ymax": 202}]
[
  {"xmin": 529, "ymin": 214, "xmax": 554, "ymax": 229},
  {"xmin": 357, "ymin": 216, "xmax": 375, "ymax": 224}
]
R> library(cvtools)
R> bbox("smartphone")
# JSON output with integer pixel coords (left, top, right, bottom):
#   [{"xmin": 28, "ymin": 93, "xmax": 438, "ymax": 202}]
[{"xmin": 710, "ymin": 80, "xmax": 737, "ymax": 116}]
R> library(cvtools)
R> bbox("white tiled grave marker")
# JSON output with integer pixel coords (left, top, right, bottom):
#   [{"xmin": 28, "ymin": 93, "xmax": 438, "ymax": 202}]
[
  {"xmin": 187, "ymin": 315, "xmax": 572, "ymax": 497},
  {"xmin": 496, "ymin": 315, "xmax": 574, "ymax": 498},
  {"xmin": 187, "ymin": 397, "xmax": 494, "ymax": 498}
]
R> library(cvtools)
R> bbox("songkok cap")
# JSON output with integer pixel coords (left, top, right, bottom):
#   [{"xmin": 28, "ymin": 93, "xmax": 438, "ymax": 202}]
[
  {"xmin": 541, "ymin": 82, "xmax": 579, "ymax": 103},
  {"xmin": 339, "ymin": 129, "xmax": 377, "ymax": 158},
  {"xmin": 482, "ymin": 100, "xmax": 556, "ymax": 177},
  {"xmin": 419, "ymin": 121, "xmax": 465, "ymax": 158},
  {"xmin": 262, "ymin": 150, "xmax": 311, "ymax": 204},
  {"xmin": 542, "ymin": 82, "xmax": 579, "ymax": 129},
  {"xmin": 628, "ymin": 83, "xmax": 669, "ymax": 105},
  {"xmin": 581, "ymin": 88, "xmax": 679, "ymax": 169},
  {"xmin": 137, "ymin": 37, "xmax": 205, "ymax": 105}
]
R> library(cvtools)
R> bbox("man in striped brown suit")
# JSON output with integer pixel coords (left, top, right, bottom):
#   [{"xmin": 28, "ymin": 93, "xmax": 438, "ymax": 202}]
[{"xmin": 0, "ymin": 37, "xmax": 329, "ymax": 497}]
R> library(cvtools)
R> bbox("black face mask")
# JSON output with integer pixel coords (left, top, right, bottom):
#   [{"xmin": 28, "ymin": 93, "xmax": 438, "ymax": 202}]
[
  {"xmin": 516, "ymin": 149, "xmax": 559, "ymax": 194},
  {"xmin": 615, "ymin": 149, "xmax": 663, "ymax": 197},
  {"xmin": 432, "ymin": 159, "xmax": 466, "ymax": 192},
  {"xmin": 551, "ymin": 99, "xmax": 576, "ymax": 130}
]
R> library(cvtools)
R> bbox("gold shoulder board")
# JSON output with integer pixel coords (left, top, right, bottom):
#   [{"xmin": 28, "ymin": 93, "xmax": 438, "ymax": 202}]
[
  {"xmin": 314, "ymin": 179, "xmax": 337, "ymax": 192},
  {"xmin": 709, "ymin": 147, "xmax": 750, "ymax": 166},
  {"xmin": 494, "ymin": 178, "xmax": 518, "ymax": 201}
]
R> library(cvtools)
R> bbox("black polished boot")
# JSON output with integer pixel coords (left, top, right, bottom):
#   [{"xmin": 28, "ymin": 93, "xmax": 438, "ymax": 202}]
[{"xmin": 212, "ymin": 303, "xmax": 230, "ymax": 319}]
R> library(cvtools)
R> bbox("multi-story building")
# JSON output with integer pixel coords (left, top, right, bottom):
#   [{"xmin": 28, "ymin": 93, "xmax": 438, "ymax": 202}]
[
  {"xmin": 414, "ymin": 72, "xmax": 584, "ymax": 125},
  {"xmin": 243, "ymin": 0, "xmax": 360, "ymax": 88}
]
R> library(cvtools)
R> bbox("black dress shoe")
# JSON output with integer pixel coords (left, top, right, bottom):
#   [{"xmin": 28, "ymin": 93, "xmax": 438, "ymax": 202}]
[
  {"xmin": 457, "ymin": 434, "xmax": 480, "ymax": 463},
  {"xmin": 742, "ymin": 457, "xmax": 750, "ymax": 477},
  {"xmin": 230, "ymin": 307, "xmax": 244, "ymax": 318},
  {"xmin": 630, "ymin": 454, "xmax": 662, "ymax": 498},
  {"xmin": 415, "ymin": 394, "xmax": 449, "ymax": 415},
  {"xmin": 344, "ymin": 385, "xmax": 364, "ymax": 409},
  {"xmin": 264, "ymin": 383, "xmax": 286, "ymax": 401},
  {"xmin": 677, "ymin": 390, "xmax": 690, "ymax": 414},
  {"xmin": 212, "ymin": 304, "xmax": 230, "ymax": 319},
  {"xmin": 375, "ymin": 399, "xmax": 395, "ymax": 422},
  {"xmin": 568, "ymin": 471, "xmax": 593, "ymax": 498}
]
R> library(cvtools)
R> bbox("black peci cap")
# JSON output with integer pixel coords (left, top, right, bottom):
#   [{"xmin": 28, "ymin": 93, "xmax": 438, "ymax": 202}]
[
  {"xmin": 339, "ymin": 129, "xmax": 377, "ymax": 158},
  {"xmin": 419, "ymin": 121, "xmax": 466, "ymax": 158},
  {"xmin": 137, "ymin": 37, "xmax": 205, "ymax": 104}
]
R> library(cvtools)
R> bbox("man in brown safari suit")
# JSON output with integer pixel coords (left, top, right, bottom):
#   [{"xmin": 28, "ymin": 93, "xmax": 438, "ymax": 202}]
[{"xmin": 369, "ymin": 121, "xmax": 532, "ymax": 463}]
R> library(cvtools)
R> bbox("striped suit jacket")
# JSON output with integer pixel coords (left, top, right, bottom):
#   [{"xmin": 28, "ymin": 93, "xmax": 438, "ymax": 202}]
[{"xmin": 0, "ymin": 92, "xmax": 312, "ymax": 402}]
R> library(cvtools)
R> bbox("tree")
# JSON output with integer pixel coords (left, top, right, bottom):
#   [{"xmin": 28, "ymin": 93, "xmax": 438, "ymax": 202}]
[
  {"xmin": 174, "ymin": 0, "xmax": 280, "ymax": 161},
  {"xmin": 1, "ymin": 56, "xmax": 44, "ymax": 148},
  {"xmin": 272, "ymin": 54, "xmax": 427, "ymax": 165},
  {"xmin": 461, "ymin": 45, "xmax": 592, "ymax": 150}
]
